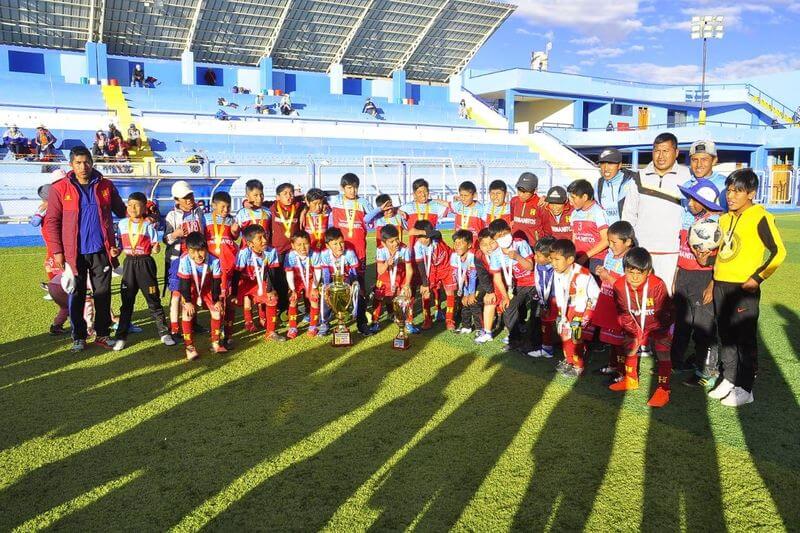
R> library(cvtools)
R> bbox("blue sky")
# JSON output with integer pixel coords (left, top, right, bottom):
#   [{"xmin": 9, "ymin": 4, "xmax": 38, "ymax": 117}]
[{"xmin": 470, "ymin": 0, "xmax": 800, "ymax": 83}]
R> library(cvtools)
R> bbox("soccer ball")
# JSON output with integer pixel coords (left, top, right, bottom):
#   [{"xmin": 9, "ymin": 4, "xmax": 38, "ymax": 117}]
[{"xmin": 688, "ymin": 220, "xmax": 722, "ymax": 251}]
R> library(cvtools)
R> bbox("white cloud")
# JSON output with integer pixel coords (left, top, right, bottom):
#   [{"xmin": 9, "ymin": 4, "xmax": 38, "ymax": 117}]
[
  {"xmin": 576, "ymin": 47, "xmax": 625, "ymax": 58},
  {"xmin": 629, "ymin": 44, "xmax": 645, "ymax": 52},
  {"xmin": 711, "ymin": 54, "xmax": 800, "ymax": 80},
  {"xmin": 569, "ymin": 36, "xmax": 601, "ymax": 45},
  {"xmin": 561, "ymin": 65, "xmax": 582, "ymax": 75},
  {"xmin": 607, "ymin": 62, "xmax": 700, "ymax": 84},
  {"xmin": 513, "ymin": 0, "xmax": 641, "ymax": 39}
]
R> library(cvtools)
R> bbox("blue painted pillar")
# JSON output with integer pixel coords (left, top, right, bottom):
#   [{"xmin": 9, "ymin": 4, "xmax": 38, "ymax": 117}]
[
  {"xmin": 329, "ymin": 63, "xmax": 343, "ymax": 95},
  {"xmin": 182, "ymin": 50, "xmax": 195, "ymax": 85},
  {"xmin": 573, "ymin": 98, "xmax": 584, "ymax": 130},
  {"xmin": 259, "ymin": 56, "xmax": 273, "ymax": 92},
  {"xmin": 392, "ymin": 69, "xmax": 406, "ymax": 104},
  {"xmin": 85, "ymin": 42, "xmax": 98, "ymax": 83},
  {"xmin": 85, "ymin": 41, "xmax": 108, "ymax": 83},
  {"xmin": 96, "ymin": 42, "xmax": 108, "ymax": 83},
  {"xmin": 504, "ymin": 89, "xmax": 515, "ymax": 132},
  {"xmin": 631, "ymin": 149, "xmax": 640, "ymax": 169},
  {"xmin": 448, "ymin": 73, "xmax": 461, "ymax": 103}
]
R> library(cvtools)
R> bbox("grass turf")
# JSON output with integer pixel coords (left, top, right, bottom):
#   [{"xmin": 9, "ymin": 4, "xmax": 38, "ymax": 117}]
[{"xmin": 0, "ymin": 215, "xmax": 798, "ymax": 531}]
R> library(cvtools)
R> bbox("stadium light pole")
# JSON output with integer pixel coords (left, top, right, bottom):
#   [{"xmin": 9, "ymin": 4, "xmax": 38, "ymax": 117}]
[{"xmin": 691, "ymin": 15, "xmax": 724, "ymax": 121}]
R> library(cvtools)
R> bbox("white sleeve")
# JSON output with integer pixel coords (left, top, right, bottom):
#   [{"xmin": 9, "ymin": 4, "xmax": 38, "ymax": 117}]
[{"xmin": 621, "ymin": 173, "xmax": 641, "ymax": 227}]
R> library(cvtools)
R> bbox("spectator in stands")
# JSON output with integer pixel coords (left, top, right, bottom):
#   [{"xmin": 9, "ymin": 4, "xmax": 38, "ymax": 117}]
[
  {"xmin": 217, "ymin": 97, "xmax": 239, "ymax": 109},
  {"xmin": 107, "ymin": 136, "xmax": 128, "ymax": 160},
  {"xmin": 204, "ymin": 68, "xmax": 217, "ymax": 86},
  {"xmin": 459, "ymin": 99, "xmax": 468, "ymax": 119},
  {"xmin": 770, "ymin": 118, "xmax": 781, "ymax": 129},
  {"xmin": 215, "ymin": 109, "xmax": 230, "ymax": 121},
  {"xmin": 131, "ymin": 64, "xmax": 145, "ymax": 87},
  {"xmin": 92, "ymin": 132, "xmax": 110, "ymax": 160},
  {"xmin": 3, "ymin": 124, "xmax": 26, "ymax": 157},
  {"xmin": 108, "ymin": 123, "xmax": 123, "ymax": 141},
  {"xmin": 279, "ymin": 93, "xmax": 293, "ymax": 116},
  {"xmin": 254, "ymin": 92, "xmax": 268, "ymax": 114},
  {"xmin": 34, "ymin": 125, "xmax": 57, "ymax": 161},
  {"xmin": 363, "ymin": 98, "xmax": 382, "ymax": 119},
  {"xmin": 127, "ymin": 123, "xmax": 141, "ymax": 150},
  {"xmin": 606, "ymin": 120, "xmax": 615, "ymax": 131}
]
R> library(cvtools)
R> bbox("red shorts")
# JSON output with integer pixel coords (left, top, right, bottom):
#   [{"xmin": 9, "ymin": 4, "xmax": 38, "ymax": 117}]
[
  {"xmin": 237, "ymin": 279, "xmax": 275, "ymax": 304},
  {"xmin": 290, "ymin": 286, "xmax": 319, "ymax": 304},
  {"xmin": 623, "ymin": 328, "xmax": 672, "ymax": 353},
  {"xmin": 187, "ymin": 290, "xmax": 217, "ymax": 310},
  {"xmin": 428, "ymin": 267, "xmax": 456, "ymax": 292},
  {"xmin": 599, "ymin": 328, "xmax": 624, "ymax": 346}
]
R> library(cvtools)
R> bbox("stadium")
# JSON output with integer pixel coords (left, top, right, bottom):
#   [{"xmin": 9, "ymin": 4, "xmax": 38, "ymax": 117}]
[{"xmin": 0, "ymin": 0, "xmax": 798, "ymax": 530}]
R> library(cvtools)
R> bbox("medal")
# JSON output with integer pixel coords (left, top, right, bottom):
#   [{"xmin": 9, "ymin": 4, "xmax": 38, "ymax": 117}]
[
  {"xmin": 309, "ymin": 212, "xmax": 324, "ymax": 243},
  {"xmin": 191, "ymin": 261, "xmax": 208, "ymax": 305},
  {"xmin": 719, "ymin": 215, "xmax": 739, "ymax": 260},
  {"xmin": 389, "ymin": 257, "xmax": 398, "ymax": 292},
  {"xmin": 277, "ymin": 203, "xmax": 296, "ymax": 239},
  {"xmin": 128, "ymin": 219, "xmax": 142, "ymax": 252},
  {"xmin": 489, "ymin": 203, "xmax": 504, "ymax": 222}
]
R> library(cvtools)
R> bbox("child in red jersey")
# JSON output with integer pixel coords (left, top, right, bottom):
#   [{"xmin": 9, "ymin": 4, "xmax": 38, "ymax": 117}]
[
  {"xmin": 541, "ymin": 186, "xmax": 573, "ymax": 241},
  {"xmin": 234, "ymin": 179, "xmax": 271, "ymax": 247},
  {"xmin": 438, "ymin": 180, "xmax": 484, "ymax": 243},
  {"xmin": 567, "ymin": 179, "xmax": 609, "ymax": 274},
  {"xmin": 591, "ymin": 221, "xmax": 636, "ymax": 381},
  {"xmin": 610, "ymin": 247, "xmax": 674, "ymax": 408},
  {"xmin": 509, "ymin": 172, "xmax": 543, "ymax": 245},
  {"xmin": 412, "ymin": 220, "xmax": 456, "ymax": 330},
  {"xmin": 230, "ymin": 224, "xmax": 285, "ymax": 342},
  {"xmin": 366, "ymin": 193, "xmax": 407, "ymax": 249},
  {"xmin": 483, "ymin": 179, "xmax": 512, "ymax": 225},
  {"xmin": 370, "ymin": 224, "xmax": 415, "ymax": 334},
  {"xmin": 178, "ymin": 232, "xmax": 226, "ymax": 360},
  {"xmin": 551, "ymin": 239, "xmax": 600, "ymax": 377},
  {"xmin": 30, "ymin": 171, "xmax": 66, "ymax": 281},
  {"xmin": 327, "ymin": 173, "xmax": 369, "ymax": 277},
  {"xmin": 474, "ymin": 229, "xmax": 506, "ymax": 344},
  {"xmin": 270, "ymin": 182, "xmax": 304, "ymax": 311},
  {"xmin": 284, "ymin": 231, "xmax": 321, "ymax": 338},
  {"xmin": 300, "ymin": 188, "xmax": 330, "ymax": 252},
  {"xmin": 205, "ymin": 191, "xmax": 239, "ymax": 346},
  {"xmin": 399, "ymin": 179, "xmax": 449, "ymax": 252},
  {"xmin": 112, "ymin": 192, "xmax": 173, "ymax": 351}
]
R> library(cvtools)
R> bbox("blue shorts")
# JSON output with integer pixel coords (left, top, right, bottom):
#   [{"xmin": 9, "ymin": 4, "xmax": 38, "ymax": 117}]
[{"xmin": 168, "ymin": 258, "xmax": 181, "ymax": 292}]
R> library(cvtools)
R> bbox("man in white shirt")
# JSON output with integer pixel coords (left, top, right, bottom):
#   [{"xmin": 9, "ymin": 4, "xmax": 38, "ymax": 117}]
[{"xmin": 622, "ymin": 132, "xmax": 690, "ymax": 293}]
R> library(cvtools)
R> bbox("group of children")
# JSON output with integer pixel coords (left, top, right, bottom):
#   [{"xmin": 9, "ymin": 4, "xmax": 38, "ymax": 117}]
[{"xmin": 43, "ymin": 166, "xmax": 784, "ymax": 408}]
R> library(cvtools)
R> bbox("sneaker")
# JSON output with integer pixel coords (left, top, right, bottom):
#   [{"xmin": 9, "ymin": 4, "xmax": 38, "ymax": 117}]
[
  {"xmin": 113, "ymin": 339, "xmax": 126, "ymax": 351},
  {"xmin": 683, "ymin": 373, "xmax": 705, "ymax": 388},
  {"xmin": 318, "ymin": 322, "xmax": 329, "ymax": 336},
  {"xmin": 301, "ymin": 314, "xmax": 311, "ymax": 324},
  {"xmin": 609, "ymin": 376, "xmax": 639, "ymax": 391},
  {"xmin": 264, "ymin": 332, "xmax": 286, "ymax": 342},
  {"xmin": 540, "ymin": 346, "xmax": 554, "ymax": 359},
  {"xmin": 560, "ymin": 365, "xmax": 583, "ymax": 378},
  {"xmin": 720, "ymin": 387, "xmax": 754, "ymax": 407},
  {"xmin": 161, "ymin": 334, "xmax": 176, "ymax": 346},
  {"xmin": 708, "ymin": 378, "xmax": 735, "ymax": 400},
  {"xmin": 358, "ymin": 325, "xmax": 374, "ymax": 337},
  {"xmin": 703, "ymin": 375, "xmax": 719, "ymax": 390},
  {"xmin": 594, "ymin": 365, "xmax": 617, "ymax": 376},
  {"xmin": 555, "ymin": 360, "xmax": 570, "ymax": 373},
  {"xmin": 502, "ymin": 336, "xmax": 509, "ymax": 345},
  {"xmin": 211, "ymin": 341, "xmax": 228, "ymax": 354},
  {"xmin": 527, "ymin": 348, "xmax": 543, "ymax": 358},
  {"xmin": 368, "ymin": 323, "xmax": 381, "ymax": 335},
  {"xmin": 445, "ymin": 320, "xmax": 456, "ymax": 331},
  {"xmin": 40, "ymin": 281, "xmax": 49, "ymax": 291},
  {"xmin": 49, "ymin": 324, "xmax": 67, "ymax": 336},
  {"xmin": 406, "ymin": 323, "xmax": 421, "ymax": 335},
  {"xmin": 456, "ymin": 327, "xmax": 472, "ymax": 335},
  {"xmin": 185, "ymin": 345, "xmax": 200, "ymax": 361},
  {"xmin": 43, "ymin": 294, "xmax": 53, "ymax": 301},
  {"xmin": 128, "ymin": 324, "xmax": 144, "ymax": 334},
  {"xmin": 94, "ymin": 336, "xmax": 116, "ymax": 350},
  {"xmin": 286, "ymin": 327, "xmax": 299, "ymax": 340},
  {"xmin": 474, "ymin": 331, "xmax": 492, "ymax": 344},
  {"xmin": 435, "ymin": 309, "xmax": 445, "ymax": 322},
  {"xmin": 71, "ymin": 339, "xmax": 86, "ymax": 353},
  {"xmin": 307, "ymin": 327, "xmax": 318, "ymax": 338},
  {"xmin": 647, "ymin": 387, "xmax": 671, "ymax": 408}
]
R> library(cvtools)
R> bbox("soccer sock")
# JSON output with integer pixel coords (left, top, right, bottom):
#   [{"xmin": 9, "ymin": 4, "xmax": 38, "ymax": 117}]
[
  {"xmin": 224, "ymin": 305, "xmax": 235, "ymax": 338},
  {"xmin": 372, "ymin": 291, "xmax": 383, "ymax": 321},
  {"xmin": 288, "ymin": 300, "xmax": 298, "ymax": 329},
  {"xmin": 542, "ymin": 321, "xmax": 553, "ymax": 347},
  {"xmin": 309, "ymin": 304, "xmax": 320, "ymax": 328},
  {"xmin": 170, "ymin": 321, "xmax": 179, "ymax": 335},
  {"xmin": 445, "ymin": 293, "xmax": 455, "ymax": 324},
  {"xmin": 422, "ymin": 296, "xmax": 432, "ymax": 321},
  {"xmin": 243, "ymin": 306, "xmax": 254, "ymax": 328},
  {"xmin": 625, "ymin": 354, "xmax": 639, "ymax": 381},
  {"xmin": 181, "ymin": 319, "xmax": 194, "ymax": 346},
  {"xmin": 265, "ymin": 303, "xmax": 277, "ymax": 334},
  {"xmin": 573, "ymin": 343, "xmax": 585, "ymax": 369},
  {"xmin": 657, "ymin": 359, "xmax": 672, "ymax": 390},
  {"xmin": 613, "ymin": 345, "xmax": 625, "ymax": 373},
  {"xmin": 211, "ymin": 316, "xmax": 221, "ymax": 343},
  {"xmin": 563, "ymin": 340, "xmax": 575, "ymax": 365},
  {"xmin": 257, "ymin": 305, "xmax": 267, "ymax": 327}
]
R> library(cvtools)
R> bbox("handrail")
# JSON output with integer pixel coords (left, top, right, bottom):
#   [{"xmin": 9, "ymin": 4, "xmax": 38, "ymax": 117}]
[
  {"xmin": 533, "ymin": 127, "xmax": 597, "ymax": 167},
  {"xmin": 0, "ymin": 102, "xmax": 117, "ymax": 115},
  {"xmin": 541, "ymin": 119, "xmax": 800, "ymax": 132},
  {"xmin": 745, "ymin": 84, "xmax": 797, "ymax": 121}
]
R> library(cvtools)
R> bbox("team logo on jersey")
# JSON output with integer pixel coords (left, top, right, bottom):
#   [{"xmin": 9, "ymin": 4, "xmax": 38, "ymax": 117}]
[
  {"xmin": 102, "ymin": 189, "xmax": 110, "ymax": 200},
  {"xmin": 530, "ymin": 209, "xmax": 536, "ymax": 215},
  {"xmin": 64, "ymin": 194, "xmax": 71, "ymax": 201}
]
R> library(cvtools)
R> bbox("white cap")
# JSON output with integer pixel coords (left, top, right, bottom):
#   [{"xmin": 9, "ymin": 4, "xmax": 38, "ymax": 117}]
[
  {"xmin": 171, "ymin": 180, "xmax": 194, "ymax": 199},
  {"xmin": 690, "ymin": 140, "xmax": 717, "ymax": 157}
]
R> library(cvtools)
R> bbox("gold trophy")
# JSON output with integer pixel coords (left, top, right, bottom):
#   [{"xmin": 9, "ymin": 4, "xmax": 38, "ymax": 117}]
[
  {"xmin": 392, "ymin": 294, "xmax": 412, "ymax": 350},
  {"xmin": 325, "ymin": 272, "xmax": 355, "ymax": 347}
]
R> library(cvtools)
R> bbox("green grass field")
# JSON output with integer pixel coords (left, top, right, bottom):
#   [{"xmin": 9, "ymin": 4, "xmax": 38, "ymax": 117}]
[{"xmin": 1, "ymin": 215, "xmax": 798, "ymax": 532}]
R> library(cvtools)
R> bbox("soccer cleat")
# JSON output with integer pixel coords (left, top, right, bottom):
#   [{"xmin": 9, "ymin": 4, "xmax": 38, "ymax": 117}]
[
  {"xmin": 474, "ymin": 331, "xmax": 492, "ymax": 344},
  {"xmin": 421, "ymin": 317, "xmax": 433, "ymax": 330},
  {"xmin": 358, "ymin": 325, "xmax": 375, "ymax": 337},
  {"xmin": 113, "ymin": 339, "xmax": 126, "ymax": 352},
  {"xmin": 720, "ymin": 387, "xmax": 754, "ymax": 407},
  {"xmin": 171, "ymin": 333, "xmax": 184, "ymax": 344},
  {"xmin": 244, "ymin": 322, "xmax": 259, "ymax": 333},
  {"xmin": 445, "ymin": 321, "xmax": 456, "ymax": 331},
  {"xmin": 555, "ymin": 360, "xmax": 570, "ymax": 373},
  {"xmin": 185, "ymin": 345, "xmax": 200, "ymax": 361},
  {"xmin": 559, "ymin": 364, "xmax": 582, "ymax": 378},
  {"xmin": 40, "ymin": 281, "xmax": 49, "ymax": 291},
  {"xmin": 161, "ymin": 334, "xmax": 176, "ymax": 346},
  {"xmin": 647, "ymin": 387, "xmax": 671, "ymax": 408},
  {"xmin": 71, "ymin": 339, "xmax": 86, "ymax": 353},
  {"xmin": 708, "ymin": 378, "xmax": 735, "ymax": 400},
  {"xmin": 434, "ymin": 309, "xmax": 446, "ymax": 322},
  {"xmin": 128, "ymin": 324, "xmax": 144, "ymax": 334},
  {"xmin": 406, "ymin": 323, "xmax": 421, "ymax": 335},
  {"xmin": 286, "ymin": 327, "xmax": 299, "ymax": 340},
  {"xmin": 527, "ymin": 349, "xmax": 543, "ymax": 358},
  {"xmin": 307, "ymin": 327, "xmax": 318, "ymax": 338},
  {"xmin": 264, "ymin": 332, "xmax": 286, "ymax": 342},
  {"xmin": 502, "ymin": 335, "xmax": 509, "ymax": 345},
  {"xmin": 301, "ymin": 314, "xmax": 311, "ymax": 324},
  {"xmin": 94, "ymin": 336, "xmax": 116, "ymax": 350},
  {"xmin": 49, "ymin": 324, "xmax": 67, "ymax": 336},
  {"xmin": 683, "ymin": 373, "xmax": 706, "ymax": 388},
  {"xmin": 368, "ymin": 322, "xmax": 381, "ymax": 335},
  {"xmin": 540, "ymin": 346, "xmax": 554, "ymax": 359},
  {"xmin": 609, "ymin": 376, "xmax": 639, "ymax": 391},
  {"xmin": 318, "ymin": 322, "xmax": 329, "ymax": 336},
  {"xmin": 43, "ymin": 294, "xmax": 53, "ymax": 301},
  {"xmin": 211, "ymin": 341, "xmax": 228, "ymax": 354},
  {"xmin": 456, "ymin": 327, "xmax": 472, "ymax": 335}
]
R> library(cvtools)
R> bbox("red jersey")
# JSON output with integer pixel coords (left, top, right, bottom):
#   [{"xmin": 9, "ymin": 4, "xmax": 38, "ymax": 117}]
[
  {"xmin": 235, "ymin": 206, "xmax": 271, "ymax": 249},
  {"xmin": 541, "ymin": 204, "xmax": 574, "ymax": 241},
  {"xmin": 399, "ymin": 200, "xmax": 449, "ymax": 253},
  {"xmin": 204, "ymin": 213, "xmax": 238, "ymax": 270},
  {"xmin": 678, "ymin": 213, "xmax": 714, "ymax": 272},
  {"xmin": 613, "ymin": 273, "xmax": 673, "ymax": 344},
  {"xmin": 450, "ymin": 200, "xmax": 485, "ymax": 240},
  {"xmin": 510, "ymin": 195, "xmax": 543, "ymax": 245},
  {"xmin": 328, "ymin": 196, "xmax": 369, "ymax": 260},
  {"xmin": 570, "ymin": 201, "xmax": 608, "ymax": 261},
  {"xmin": 303, "ymin": 210, "xmax": 329, "ymax": 252},
  {"xmin": 269, "ymin": 201, "xmax": 303, "ymax": 254},
  {"xmin": 483, "ymin": 202, "xmax": 513, "ymax": 225}
]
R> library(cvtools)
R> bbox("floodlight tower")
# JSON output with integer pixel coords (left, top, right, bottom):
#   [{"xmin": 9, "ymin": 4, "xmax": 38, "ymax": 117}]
[{"xmin": 691, "ymin": 15, "xmax": 724, "ymax": 120}]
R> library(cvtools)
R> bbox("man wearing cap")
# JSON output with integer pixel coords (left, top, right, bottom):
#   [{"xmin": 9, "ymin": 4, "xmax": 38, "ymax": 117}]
[
  {"xmin": 541, "ymin": 185, "xmax": 573, "ymax": 240},
  {"xmin": 622, "ymin": 132, "xmax": 691, "ymax": 293},
  {"xmin": 682, "ymin": 140, "xmax": 727, "ymax": 226},
  {"xmin": 45, "ymin": 146, "xmax": 127, "ymax": 352},
  {"xmin": 595, "ymin": 148, "xmax": 639, "ymax": 224},
  {"xmin": 673, "ymin": 180, "xmax": 724, "ymax": 382},
  {"xmin": 510, "ymin": 172, "xmax": 543, "ymax": 244},
  {"xmin": 3, "ymin": 124, "xmax": 26, "ymax": 157}
]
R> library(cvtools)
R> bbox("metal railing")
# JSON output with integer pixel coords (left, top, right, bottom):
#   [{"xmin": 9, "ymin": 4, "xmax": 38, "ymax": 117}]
[
  {"xmin": 540, "ymin": 119, "xmax": 800, "ymax": 133},
  {"xmin": 0, "ymin": 102, "xmax": 116, "ymax": 116}
]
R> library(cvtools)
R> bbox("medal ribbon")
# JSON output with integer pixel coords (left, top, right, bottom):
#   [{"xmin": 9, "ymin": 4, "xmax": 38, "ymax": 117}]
[
  {"xmin": 416, "ymin": 202, "xmax": 430, "ymax": 221},
  {"xmin": 191, "ymin": 261, "xmax": 208, "ymax": 305},
  {"xmin": 460, "ymin": 204, "xmax": 474, "ymax": 229},
  {"xmin": 248, "ymin": 208, "xmax": 266, "ymax": 229},
  {"xmin": 251, "ymin": 252, "xmax": 265, "ymax": 296},
  {"xmin": 558, "ymin": 266, "xmax": 577, "ymax": 328},
  {"xmin": 423, "ymin": 245, "xmax": 432, "ymax": 280},
  {"xmin": 277, "ymin": 203, "xmax": 296, "ymax": 238},
  {"xmin": 128, "ymin": 220, "xmax": 142, "ymax": 252},
  {"xmin": 300, "ymin": 255, "xmax": 311, "ymax": 289},
  {"xmin": 212, "ymin": 214, "xmax": 224, "ymax": 254},
  {"xmin": 625, "ymin": 280, "xmax": 649, "ymax": 335},
  {"xmin": 345, "ymin": 199, "xmax": 358, "ymax": 238},
  {"xmin": 389, "ymin": 253, "xmax": 398, "ymax": 292}
]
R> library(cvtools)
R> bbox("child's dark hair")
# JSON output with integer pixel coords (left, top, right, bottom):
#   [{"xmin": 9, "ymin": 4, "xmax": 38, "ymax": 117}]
[
  {"xmin": 458, "ymin": 181, "xmax": 477, "ymax": 194},
  {"xmin": 725, "ymin": 168, "xmax": 759, "ymax": 193},
  {"xmin": 380, "ymin": 224, "xmax": 400, "ymax": 242},
  {"xmin": 412, "ymin": 178, "xmax": 429, "ymax": 192},
  {"xmin": 477, "ymin": 227, "xmax": 493, "ymax": 242},
  {"xmin": 375, "ymin": 193, "xmax": 391, "ymax": 207},
  {"xmin": 185, "ymin": 231, "xmax": 208, "ymax": 250},
  {"xmin": 452, "ymin": 229, "xmax": 473, "ymax": 245},
  {"xmin": 291, "ymin": 230, "xmax": 310, "ymax": 242},
  {"xmin": 276, "ymin": 182, "xmax": 293, "ymax": 196},
  {"xmin": 128, "ymin": 191, "xmax": 147, "ymax": 204},
  {"xmin": 551, "ymin": 239, "xmax": 576, "ymax": 259},
  {"xmin": 653, "ymin": 132, "xmax": 678, "ymax": 149},
  {"xmin": 534, "ymin": 235, "xmax": 556, "ymax": 256},
  {"xmin": 487, "ymin": 218, "xmax": 511, "ymax": 237},
  {"xmin": 242, "ymin": 224, "xmax": 266, "ymax": 243},
  {"xmin": 325, "ymin": 227, "xmax": 344, "ymax": 243},
  {"xmin": 212, "ymin": 191, "xmax": 231, "ymax": 204},
  {"xmin": 413, "ymin": 219, "xmax": 434, "ymax": 233},
  {"xmin": 607, "ymin": 220, "xmax": 637, "ymax": 246},
  {"xmin": 340, "ymin": 173, "xmax": 360, "ymax": 188},
  {"xmin": 245, "ymin": 179, "xmax": 264, "ymax": 192},
  {"xmin": 488, "ymin": 179, "xmax": 507, "ymax": 193},
  {"xmin": 305, "ymin": 187, "xmax": 326, "ymax": 203},
  {"xmin": 567, "ymin": 179, "xmax": 594, "ymax": 200},
  {"xmin": 623, "ymin": 247, "xmax": 653, "ymax": 271}
]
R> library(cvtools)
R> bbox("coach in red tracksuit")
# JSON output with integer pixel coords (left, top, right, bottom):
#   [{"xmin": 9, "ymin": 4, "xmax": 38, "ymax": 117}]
[{"xmin": 45, "ymin": 146, "xmax": 127, "ymax": 350}]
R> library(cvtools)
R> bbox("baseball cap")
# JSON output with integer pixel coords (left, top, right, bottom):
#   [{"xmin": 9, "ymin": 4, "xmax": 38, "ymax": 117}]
[
  {"xmin": 516, "ymin": 172, "xmax": 538, "ymax": 192},
  {"xmin": 598, "ymin": 148, "xmax": 623, "ymax": 164},
  {"xmin": 171, "ymin": 180, "xmax": 194, "ymax": 199},
  {"xmin": 690, "ymin": 140, "xmax": 717, "ymax": 157},
  {"xmin": 37, "ymin": 184, "xmax": 51, "ymax": 200},
  {"xmin": 545, "ymin": 186, "xmax": 568, "ymax": 204},
  {"xmin": 678, "ymin": 179, "xmax": 723, "ymax": 212}
]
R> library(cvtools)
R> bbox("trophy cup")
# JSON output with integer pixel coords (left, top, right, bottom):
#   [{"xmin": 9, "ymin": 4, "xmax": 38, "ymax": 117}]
[
  {"xmin": 325, "ymin": 272, "xmax": 354, "ymax": 347},
  {"xmin": 392, "ymin": 294, "xmax": 411, "ymax": 350}
]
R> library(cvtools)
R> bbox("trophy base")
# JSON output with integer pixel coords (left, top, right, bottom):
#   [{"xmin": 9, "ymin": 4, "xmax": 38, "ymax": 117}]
[
  {"xmin": 392, "ymin": 336, "xmax": 410, "ymax": 350},
  {"xmin": 332, "ymin": 328, "xmax": 352, "ymax": 347}
]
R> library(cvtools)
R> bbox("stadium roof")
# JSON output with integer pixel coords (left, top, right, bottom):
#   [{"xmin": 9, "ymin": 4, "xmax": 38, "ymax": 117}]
[{"xmin": 0, "ymin": 0, "xmax": 516, "ymax": 82}]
